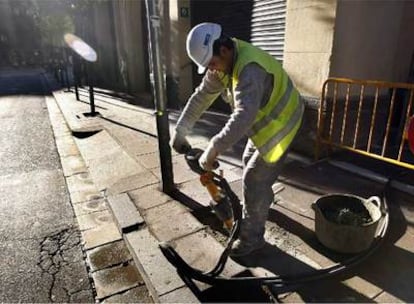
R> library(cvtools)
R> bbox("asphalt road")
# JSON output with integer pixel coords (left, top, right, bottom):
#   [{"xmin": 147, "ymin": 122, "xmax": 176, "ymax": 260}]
[{"xmin": 0, "ymin": 69, "xmax": 94, "ymax": 302}]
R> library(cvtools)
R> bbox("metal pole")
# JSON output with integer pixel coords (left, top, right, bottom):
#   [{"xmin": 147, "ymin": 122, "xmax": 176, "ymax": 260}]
[
  {"xmin": 73, "ymin": 54, "xmax": 80, "ymax": 100},
  {"xmin": 64, "ymin": 65, "xmax": 70, "ymax": 92},
  {"xmin": 85, "ymin": 62, "xmax": 96, "ymax": 116},
  {"xmin": 63, "ymin": 48, "xmax": 71, "ymax": 92},
  {"xmin": 89, "ymin": 84, "xmax": 96, "ymax": 115},
  {"xmin": 145, "ymin": 0, "xmax": 175, "ymax": 194},
  {"xmin": 74, "ymin": 81, "xmax": 79, "ymax": 100}
]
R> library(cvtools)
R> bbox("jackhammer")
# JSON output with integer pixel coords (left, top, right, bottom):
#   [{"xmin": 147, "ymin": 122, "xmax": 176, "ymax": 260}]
[{"xmin": 184, "ymin": 148, "xmax": 240, "ymax": 230}]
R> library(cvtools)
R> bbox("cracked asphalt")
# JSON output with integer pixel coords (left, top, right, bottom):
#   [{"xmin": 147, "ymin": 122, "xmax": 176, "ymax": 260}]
[{"xmin": 0, "ymin": 70, "xmax": 94, "ymax": 302}]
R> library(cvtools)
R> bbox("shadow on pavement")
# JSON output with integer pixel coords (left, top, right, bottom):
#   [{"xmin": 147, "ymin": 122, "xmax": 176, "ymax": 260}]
[{"xmin": 174, "ymin": 154, "xmax": 414, "ymax": 302}]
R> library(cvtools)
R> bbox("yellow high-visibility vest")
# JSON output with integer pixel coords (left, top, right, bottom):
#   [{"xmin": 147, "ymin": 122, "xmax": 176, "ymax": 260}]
[{"xmin": 230, "ymin": 39, "xmax": 304, "ymax": 163}]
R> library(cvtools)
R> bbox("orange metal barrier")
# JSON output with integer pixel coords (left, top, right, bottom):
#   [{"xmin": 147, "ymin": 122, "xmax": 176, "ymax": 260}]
[{"xmin": 316, "ymin": 78, "xmax": 414, "ymax": 170}]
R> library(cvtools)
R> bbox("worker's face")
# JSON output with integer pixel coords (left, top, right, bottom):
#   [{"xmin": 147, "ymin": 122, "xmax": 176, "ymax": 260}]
[{"xmin": 207, "ymin": 46, "xmax": 233, "ymax": 74}]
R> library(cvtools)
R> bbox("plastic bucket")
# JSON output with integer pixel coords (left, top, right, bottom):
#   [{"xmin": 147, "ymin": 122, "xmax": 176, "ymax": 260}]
[{"xmin": 312, "ymin": 194, "xmax": 383, "ymax": 253}]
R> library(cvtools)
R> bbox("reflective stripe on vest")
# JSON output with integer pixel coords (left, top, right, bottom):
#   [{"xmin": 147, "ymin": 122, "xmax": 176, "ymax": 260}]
[{"xmin": 232, "ymin": 39, "xmax": 304, "ymax": 163}]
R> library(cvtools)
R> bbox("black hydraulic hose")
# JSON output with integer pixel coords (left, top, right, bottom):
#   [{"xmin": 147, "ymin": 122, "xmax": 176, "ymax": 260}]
[
  {"xmin": 206, "ymin": 220, "xmax": 240, "ymax": 277},
  {"xmin": 203, "ymin": 172, "xmax": 243, "ymax": 277},
  {"xmin": 160, "ymin": 179, "xmax": 391, "ymax": 288},
  {"xmin": 160, "ymin": 197, "xmax": 389, "ymax": 286},
  {"xmin": 168, "ymin": 147, "xmax": 393, "ymax": 289}
]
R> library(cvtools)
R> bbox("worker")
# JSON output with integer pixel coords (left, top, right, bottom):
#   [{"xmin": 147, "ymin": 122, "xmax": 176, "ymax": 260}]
[{"xmin": 171, "ymin": 22, "xmax": 304, "ymax": 257}]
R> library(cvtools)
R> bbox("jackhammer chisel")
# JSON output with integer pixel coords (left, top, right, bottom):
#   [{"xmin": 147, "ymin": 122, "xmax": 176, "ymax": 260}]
[{"xmin": 184, "ymin": 148, "xmax": 241, "ymax": 230}]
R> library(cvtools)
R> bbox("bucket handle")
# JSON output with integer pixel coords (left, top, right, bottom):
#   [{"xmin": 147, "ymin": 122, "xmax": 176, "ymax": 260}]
[{"xmin": 365, "ymin": 196, "xmax": 381, "ymax": 209}]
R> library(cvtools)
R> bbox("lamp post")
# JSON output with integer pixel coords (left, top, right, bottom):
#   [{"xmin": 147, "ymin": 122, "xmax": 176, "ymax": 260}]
[{"xmin": 145, "ymin": 0, "xmax": 175, "ymax": 194}]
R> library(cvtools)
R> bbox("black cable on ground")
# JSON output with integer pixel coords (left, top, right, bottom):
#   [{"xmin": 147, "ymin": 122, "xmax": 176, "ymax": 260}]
[{"xmin": 160, "ymin": 178, "xmax": 391, "ymax": 290}]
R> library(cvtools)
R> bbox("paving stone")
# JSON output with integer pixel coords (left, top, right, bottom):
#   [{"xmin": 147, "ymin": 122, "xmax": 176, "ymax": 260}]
[
  {"xmin": 107, "ymin": 193, "xmax": 144, "ymax": 233},
  {"xmin": 82, "ymin": 222, "xmax": 122, "ymax": 250},
  {"xmin": 77, "ymin": 209, "xmax": 114, "ymax": 231},
  {"xmin": 394, "ymin": 228, "xmax": 414, "ymax": 252},
  {"xmin": 128, "ymin": 184, "xmax": 172, "ymax": 210},
  {"xmin": 55, "ymin": 136, "xmax": 80, "ymax": 157},
  {"xmin": 66, "ymin": 173, "xmax": 99, "ymax": 194},
  {"xmin": 172, "ymin": 230, "xmax": 245, "ymax": 278},
  {"xmin": 55, "ymin": 94, "xmax": 103, "ymax": 132},
  {"xmin": 177, "ymin": 179, "xmax": 211, "ymax": 208},
  {"xmin": 373, "ymin": 291, "xmax": 403, "ymax": 303},
  {"xmin": 132, "ymin": 137, "xmax": 159, "ymax": 155},
  {"xmin": 52, "ymin": 124, "xmax": 72, "ymax": 137},
  {"xmin": 142, "ymin": 200, "xmax": 188, "ymax": 223},
  {"xmin": 87, "ymin": 149, "xmax": 146, "ymax": 191},
  {"xmin": 152, "ymin": 155, "xmax": 199, "ymax": 185},
  {"xmin": 274, "ymin": 183, "xmax": 318, "ymax": 218},
  {"xmin": 143, "ymin": 201, "xmax": 204, "ymax": 242},
  {"xmin": 278, "ymin": 291, "xmax": 305, "ymax": 303},
  {"xmin": 60, "ymin": 155, "xmax": 88, "ymax": 177},
  {"xmin": 343, "ymin": 276, "xmax": 382, "ymax": 299},
  {"xmin": 125, "ymin": 229, "xmax": 185, "ymax": 297},
  {"xmin": 149, "ymin": 211, "xmax": 205, "ymax": 242},
  {"xmin": 69, "ymin": 189, "xmax": 103, "ymax": 204},
  {"xmin": 210, "ymin": 160, "xmax": 242, "ymax": 183},
  {"xmin": 136, "ymin": 152, "xmax": 160, "ymax": 169},
  {"xmin": 106, "ymin": 171, "xmax": 159, "ymax": 195},
  {"xmin": 92, "ymin": 262, "xmax": 143, "ymax": 300},
  {"xmin": 104, "ymin": 125, "xmax": 157, "ymax": 159},
  {"xmin": 50, "ymin": 113, "xmax": 69, "ymax": 124},
  {"xmin": 270, "ymin": 200, "xmax": 315, "ymax": 232},
  {"xmin": 103, "ymin": 286, "xmax": 153, "ymax": 303},
  {"xmin": 87, "ymin": 240, "xmax": 132, "ymax": 272},
  {"xmin": 159, "ymin": 286, "xmax": 199, "ymax": 303},
  {"xmin": 74, "ymin": 131, "xmax": 120, "ymax": 161},
  {"xmin": 72, "ymin": 198, "xmax": 107, "ymax": 216}
]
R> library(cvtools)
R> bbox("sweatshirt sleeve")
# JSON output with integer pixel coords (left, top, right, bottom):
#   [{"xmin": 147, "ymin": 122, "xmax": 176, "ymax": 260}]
[
  {"xmin": 210, "ymin": 63, "xmax": 271, "ymax": 153},
  {"xmin": 175, "ymin": 70, "xmax": 226, "ymax": 136}
]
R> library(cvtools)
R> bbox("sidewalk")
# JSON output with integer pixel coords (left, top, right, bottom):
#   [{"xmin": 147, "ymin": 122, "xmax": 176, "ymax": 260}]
[{"xmin": 48, "ymin": 85, "xmax": 414, "ymax": 303}]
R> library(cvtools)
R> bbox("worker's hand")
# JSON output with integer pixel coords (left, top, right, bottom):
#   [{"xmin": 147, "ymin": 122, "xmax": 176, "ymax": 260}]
[
  {"xmin": 171, "ymin": 131, "xmax": 191, "ymax": 154},
  {"xmin": 199, "ymin": 145, "xmax": 218, "ymax": 171}
]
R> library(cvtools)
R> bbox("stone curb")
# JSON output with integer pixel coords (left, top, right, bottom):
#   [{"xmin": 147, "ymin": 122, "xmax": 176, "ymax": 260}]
[
  {"xmin": 107, "ymin": 193, "xmax": 145, "ymax": 233},
  {"xmin": 46, "ymin": 95, "xmax": 152, "ymax": 302},
  {"xmin": 49, "ymin": 91, "xmax": 202, "ymax": 303}
]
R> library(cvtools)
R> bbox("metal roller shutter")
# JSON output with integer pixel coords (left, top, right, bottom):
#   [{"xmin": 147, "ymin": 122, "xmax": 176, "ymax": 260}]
[
  {"xmin": 250, "ymin": 0, "xmax": 287, "ymax": 63},
  {"xmin": 190, "ymin": 0, "xmax": 253, "ymax": 41}
]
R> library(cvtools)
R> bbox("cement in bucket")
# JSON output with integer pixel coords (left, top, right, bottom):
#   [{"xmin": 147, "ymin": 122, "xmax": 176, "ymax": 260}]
[{"xmin": 312, "ymin": 194, "xmax": 383, "ymax": 253}]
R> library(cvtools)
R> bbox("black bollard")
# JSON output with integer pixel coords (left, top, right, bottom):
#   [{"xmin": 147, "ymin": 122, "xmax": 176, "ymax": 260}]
[{"xmin": 89, "ymin": 85, "xmax": 96, "ymax": 115}]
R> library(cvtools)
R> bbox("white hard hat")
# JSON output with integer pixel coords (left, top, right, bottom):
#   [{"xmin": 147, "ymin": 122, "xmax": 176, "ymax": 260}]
[{"xmin": 186, "ymin": 23, "xmax": 222, "ymax": 74}]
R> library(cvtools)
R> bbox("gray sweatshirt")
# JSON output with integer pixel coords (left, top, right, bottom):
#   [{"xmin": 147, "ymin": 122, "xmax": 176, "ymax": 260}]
[{"xmin": 175, "ymin": 63, "xmax": 274, "ymax": 154}]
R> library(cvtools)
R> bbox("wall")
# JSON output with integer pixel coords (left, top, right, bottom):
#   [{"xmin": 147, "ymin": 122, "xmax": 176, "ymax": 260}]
[
  {"xmin": 283, "ymin": 0, "xmax": 337, "ymax": 99},
  {"xmin": 111, "ymin": 0, "xmax": 147, "ymax": 94},
  {"xmin": 330, "ymin": 1, "xmax": 414, "ymax": 83},
  {"xmin": 168, "ymin": 0, "xmax": 193, "ymax": 109},
  {"xmin": 390, "ymin": 1, "xmax": 414, "ymax": 82},
  {"xmin": 282, "ymin": 0, "xmax": 338, "ymax": 157},
  {"xmin": 88, "ymin": 1, "xmax": 120, "ymax": 89}
]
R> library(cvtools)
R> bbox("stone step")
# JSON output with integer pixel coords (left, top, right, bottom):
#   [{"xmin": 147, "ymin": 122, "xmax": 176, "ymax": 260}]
[
  {"xmin": 53, "ymin": 91, "xmax": 103, "ymax": 133},
  {"xmin": 73, "ymin": 129, "xmax": 157, "ymax": 194},
  {"xmin": 107, "ymin": 193, "xmax": 144, "ymax": 233}
]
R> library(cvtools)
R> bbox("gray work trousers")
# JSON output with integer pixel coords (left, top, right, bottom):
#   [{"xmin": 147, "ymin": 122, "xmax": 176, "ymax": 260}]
[{"xmin": 239, "ymin": 139, "xmax": 289, "ymax": 245}]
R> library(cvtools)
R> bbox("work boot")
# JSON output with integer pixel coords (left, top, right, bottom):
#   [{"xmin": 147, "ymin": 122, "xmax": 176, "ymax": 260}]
[{"xmin": 229, "ymin": 238, "xmax": 266, "ymax": 257}]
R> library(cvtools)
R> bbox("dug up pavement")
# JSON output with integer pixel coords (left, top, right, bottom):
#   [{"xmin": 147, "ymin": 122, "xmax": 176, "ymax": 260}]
[{"xmin": 45, "ymin": 79, "xmax": 414, "ymax": 303}]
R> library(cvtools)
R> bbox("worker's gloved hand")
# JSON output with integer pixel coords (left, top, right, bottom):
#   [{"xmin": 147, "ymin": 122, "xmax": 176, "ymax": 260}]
[
  {"xmin": 171, "ymin": 131, "xmax": 191, "ymax": 154},
  {"xmin": 199, "ymin": 145, "xmax": 218, "ymax": 171}
]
